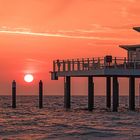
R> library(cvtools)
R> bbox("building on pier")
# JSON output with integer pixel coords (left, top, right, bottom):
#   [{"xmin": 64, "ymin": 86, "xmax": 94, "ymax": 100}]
[
  {"xmin": 120, "ymin": 44, "xmax": 140, "ymax": 61},
  {"xmin": 120, "ymin": 27, "xmax": 140, "ymax": 61},
  {"xmin": 51, "ymin": 27, "xmax": 140, "ymax": 112}
]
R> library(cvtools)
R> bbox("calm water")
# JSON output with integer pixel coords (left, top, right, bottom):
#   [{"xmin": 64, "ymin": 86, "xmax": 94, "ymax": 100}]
[{"xmin": 0, "ymin": 96, "xmax": 140, "ymax": 140}]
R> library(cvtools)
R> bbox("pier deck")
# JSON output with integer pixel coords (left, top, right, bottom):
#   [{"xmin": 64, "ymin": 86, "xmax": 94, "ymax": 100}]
[
  {"xmin": 51, "ymin": 57, "xmax": 140, "ymax": 79},
  {"xmin": 51, "ymin": 56, "xmax": 139, "ymax": 112}
]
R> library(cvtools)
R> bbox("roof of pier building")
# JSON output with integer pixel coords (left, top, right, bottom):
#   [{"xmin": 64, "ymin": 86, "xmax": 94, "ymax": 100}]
[
  {"xmin": 119, "ymin": 27, "xmax": 140, "ymax": 51},
  {"xmin": 119, "ymin": 44, "xmax": 140, "ymax": 51},
  {"xmin": 133, "ymin": 27, "xmax": 140, "ymax": 32}
]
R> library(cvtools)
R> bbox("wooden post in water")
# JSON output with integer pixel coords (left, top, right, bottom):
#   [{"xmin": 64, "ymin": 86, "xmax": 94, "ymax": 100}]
[
  {"xmin": 117, "ymin": 80, "xmax": 119, "ymax": 108},
  {"xmin": 139, "ymin": 84, "xmax": 140, "ymax": 107},
  {"xmin": 129, "ymin": 77, "xmax": 135, "ymax": 111},
  {"xmin": 88, "ymin": 76, "xmax": 94, "ymax": 111},
  {"xmin": 12, "ymin": 80, "xmax": 16, "ymax": 108},
  {"xmin": 112, "ymin": 77, "xmax": 119, "ymax": 112},
  {"xmin": 39, "ymin": 80, "xmax": 43, "ymax": 109},
  {"xmin": 106, "ymin": 77, "xmax": 111, "ymax": 108},
  {"xmin": 64, "ymin": 76, "xmax": 71, "ymax": 109}
]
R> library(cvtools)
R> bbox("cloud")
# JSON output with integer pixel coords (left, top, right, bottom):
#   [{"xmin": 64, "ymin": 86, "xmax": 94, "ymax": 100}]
[
  {"xmin": 76, "ymin": 24, "xmax": 135, "ymax": 34},
  {"xmin": 0, "ymin": 26, "xmax": 127, "ymax": 41},
  {"xmin": 0, "ymin": 25, "xmax": 139, "ymax": 43},
  {"xmin": 26, "ymin": 58, "xmax": 47, "ymax": 64}
]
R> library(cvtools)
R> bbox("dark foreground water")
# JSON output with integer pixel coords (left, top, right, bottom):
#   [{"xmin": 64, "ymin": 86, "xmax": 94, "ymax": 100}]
[{"xmin": 0, "ymin": 96, "xmax": 140, "ymax": 140}]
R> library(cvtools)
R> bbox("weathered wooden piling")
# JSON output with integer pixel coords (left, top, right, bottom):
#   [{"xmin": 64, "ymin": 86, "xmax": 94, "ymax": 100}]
[
  {"xmin": 12, "ymin": 80, "xmax": 16, "ymax": 108},
  {"xmin": 106, "ymin": 77, "xmax": 111, "ymax": 108},
  {"xmin": 88, "ymin": 76, "xmax": 94, "ymax": 111},
  {"xmin": 64, "ymin": 76, "xmax": 71, "ymax": 109},
  {"xmin": 112, "ymin": 77, "xmax": 119, "ymax": 112},
  {"xmin": 129, "ymin": 77, "xmax": 135, "ymax": 111},
  {"xmin": 117, "ymin": 81, "xmax": 119, "ymax": 108},
  {"xmin": 39, "ymin": 80, "xmax": 43, "ymax": 109}
]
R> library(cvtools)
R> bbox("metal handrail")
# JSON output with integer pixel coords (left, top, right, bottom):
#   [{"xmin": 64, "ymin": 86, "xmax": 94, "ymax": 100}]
[{"xmin": 53, "ymin": 57, "xmax": 140, "ymax": 72}]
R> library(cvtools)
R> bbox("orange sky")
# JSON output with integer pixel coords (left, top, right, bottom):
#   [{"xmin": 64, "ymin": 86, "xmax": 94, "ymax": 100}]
[{"xmin": 0, "ymin": 0, "xmax": 140, "ymax": 95}]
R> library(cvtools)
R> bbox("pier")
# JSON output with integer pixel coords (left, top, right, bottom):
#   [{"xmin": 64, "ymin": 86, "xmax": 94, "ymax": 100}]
[{"xmin": 51, "ymin": 27, "xmax": 140, "ymax": 112}]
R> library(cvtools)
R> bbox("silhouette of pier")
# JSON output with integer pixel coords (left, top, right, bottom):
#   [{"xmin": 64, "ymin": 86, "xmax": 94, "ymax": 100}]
[{"xmin": 51, "ymin": 27, "xmax": 140, "ymax": 112}]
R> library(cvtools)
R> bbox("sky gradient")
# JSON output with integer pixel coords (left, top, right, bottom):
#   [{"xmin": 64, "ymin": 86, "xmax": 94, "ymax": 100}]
[{"xmin": 0, "ymin": 0, "xmax": 140, "ymax": 95}]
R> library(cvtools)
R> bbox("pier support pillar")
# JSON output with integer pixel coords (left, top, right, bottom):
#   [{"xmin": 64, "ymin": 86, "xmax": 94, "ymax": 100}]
[
  {"xmin": 112, "ymin": 77, "xmax": 119, "ymax": 112},
  {"xmin": 39, "ymin": 80, "xmax": 43, "ymax": 109},
  {"xmin": 129, "ymin": 77, "xmax": 135, "ymax": 111},
  {"xmin": 12, "ymin": 80, "xmax": 16, "ymax": 108},
  {"xmin": 106, "ymin": 77, "xmax": 111, "ymax": 108},
  {"xmin": 117, "ymin": 81, "xmax": 119, "ymax": 108},
  {"xmin": 88, "ymin": 76, "xmax": 94, "ymax": 111},
  {"xmin": 64, "ymin": 76, "xmax": 71, "ymax": 109}
]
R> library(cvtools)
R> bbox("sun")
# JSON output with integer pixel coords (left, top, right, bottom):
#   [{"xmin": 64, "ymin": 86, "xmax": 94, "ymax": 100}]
[{"xmin": 24, "ymin": 74, "xmax": 34, "ymax": 83}]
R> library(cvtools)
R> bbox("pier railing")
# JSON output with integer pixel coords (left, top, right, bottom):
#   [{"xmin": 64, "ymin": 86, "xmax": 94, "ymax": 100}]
[{"xmin": 53, "ymin": 56, "xmax": 140, "ymax": 72}]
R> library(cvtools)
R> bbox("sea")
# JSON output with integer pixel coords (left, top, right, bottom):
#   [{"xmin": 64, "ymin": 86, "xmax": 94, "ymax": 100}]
[{"xmin": 0, "ymin": 96, "xmax": 140, "ymax": 140}]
